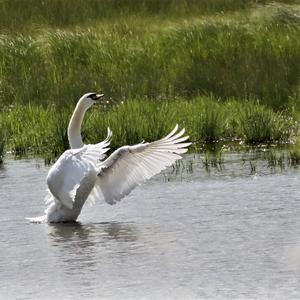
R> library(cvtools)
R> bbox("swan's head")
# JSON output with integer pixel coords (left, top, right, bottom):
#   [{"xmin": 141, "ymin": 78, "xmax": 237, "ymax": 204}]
[{"xmin": 79, "ymin": 92, "xmax": 104, "ymax": 108}]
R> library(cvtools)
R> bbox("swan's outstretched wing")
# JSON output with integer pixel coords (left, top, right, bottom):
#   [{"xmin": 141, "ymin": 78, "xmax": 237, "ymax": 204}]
[
  {"xmin": 94, "ymin": 125, "xmax": 191, "ymax": 205},
  {"xmin": 47, "ymin": 130, "xmax": 112, "ymax": 209}
]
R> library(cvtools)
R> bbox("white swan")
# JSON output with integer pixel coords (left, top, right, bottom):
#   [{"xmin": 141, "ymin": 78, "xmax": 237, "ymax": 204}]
[{"xmin": 28, "ymin": 93, "xmax": 191, "ymax": 223}]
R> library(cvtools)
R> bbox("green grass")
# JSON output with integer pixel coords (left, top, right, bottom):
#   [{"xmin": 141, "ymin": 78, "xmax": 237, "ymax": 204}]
[
  {"xmin": 237, "ymin": 102, "xmax": 295, "ymax": 144},
  {"xmin": 1, "ymin": 3, "xmax": 300, "ymax": 109},
  {"xmin": 0, "ymin": 97, "xmax": 297, "ymax": 162},
  {"xmin": 2, "ymin": 0, "xmax": 298, "ymax": 32},
  {"xmin": 2, "ymin": 104, "xmax": 71, "ymax": 159},
  {"xmin": 0, "ymin": 1, "xmax": 300, "ymax": 164}
]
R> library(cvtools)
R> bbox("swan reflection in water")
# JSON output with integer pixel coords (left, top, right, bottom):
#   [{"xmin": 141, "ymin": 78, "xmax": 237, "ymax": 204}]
[
  {"xmin": 47, "ymin": 222, "xmax": 140, "ymax": 273},
  {"xmin": 48, "ymin": 221, "xmax": 138, "ymax": 243}
]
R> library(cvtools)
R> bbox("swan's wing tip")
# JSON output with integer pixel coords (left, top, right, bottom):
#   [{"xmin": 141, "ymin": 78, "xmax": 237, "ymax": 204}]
[{"xmin": 106, "ymin": 127, "xmax": 113, "ymax": 141}]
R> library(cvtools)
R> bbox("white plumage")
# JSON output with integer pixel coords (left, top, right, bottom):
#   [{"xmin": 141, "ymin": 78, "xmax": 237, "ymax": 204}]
[{"xmin": 28, "ymin": 93, "xmax": 191, "ymax": 223}]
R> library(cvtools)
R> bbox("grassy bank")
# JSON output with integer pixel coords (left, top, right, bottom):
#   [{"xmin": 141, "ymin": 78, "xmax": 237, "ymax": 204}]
[
  {"xmin": 1, "ymin": 1, "xmax": 300, "ymax": 164},
  {"xmin": 0, "ymin": 3, "xmax": 300, "ymax": 109},
  {"xmin": 1, "ymin": 0, "xmax": 297, "ymax": 31},
  {"xmin": 0, "ymin": 97, "xmax": 297, "ymax": 162}
]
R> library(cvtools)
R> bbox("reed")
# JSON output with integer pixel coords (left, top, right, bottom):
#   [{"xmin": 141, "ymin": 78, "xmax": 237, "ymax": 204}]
[
  {"xmin": 237, "ymin": 102, "xmax": 296, "ymax": 144},
  {"xmin": 1, "ymin": 0, "xmax": 294, "ymax": 32},
  {"xmin": 2, "ymin": 104, "xmax": 73, "ymax": 159},
  {"xmin": 1, "ymin": 97, "xmax": 297, "ymax": 162},
  {"xmin": 0, "ymin": 3, "xmax": 300, "ymax": 109},
  {"xmin": 0, "ymin": 129, "xmax": 5, "ymax": 164},
  {"xmin": 0, "ymin": 1, "xmax": 300, "ymax": 164},
  {"xmin": 288, "ymin": 137, "xmax": 300, "ymax": 165}
]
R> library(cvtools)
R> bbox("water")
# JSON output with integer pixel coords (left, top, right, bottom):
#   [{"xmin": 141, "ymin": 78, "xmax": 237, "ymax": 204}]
[{"xmin": 1, "ymin": 153, "xmax": 300, "ymax": 299}]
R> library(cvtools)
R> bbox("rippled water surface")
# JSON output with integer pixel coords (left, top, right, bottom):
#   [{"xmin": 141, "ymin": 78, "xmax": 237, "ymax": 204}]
[{"xmin": 1, "ymin": 153, "xmax": 300, "ymax": 299}]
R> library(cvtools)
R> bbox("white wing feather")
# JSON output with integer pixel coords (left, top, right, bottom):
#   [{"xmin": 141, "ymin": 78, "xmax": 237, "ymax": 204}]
[
  {"xmin": 81, "ymin": 128, "xmax": 112, "ymax": 164},
  {"xmin": 46, "ymin": 129, "xmax": 112, "ymax": 209},
  {"xmin": 94, "ymin": 125, "xmax": 191, "ymax": 205}
]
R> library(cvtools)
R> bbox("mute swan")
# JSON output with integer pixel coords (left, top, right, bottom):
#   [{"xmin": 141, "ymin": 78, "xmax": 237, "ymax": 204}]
[{"xmin": 28, "ymin": 93, "xmax": 191, "ymax": 223}]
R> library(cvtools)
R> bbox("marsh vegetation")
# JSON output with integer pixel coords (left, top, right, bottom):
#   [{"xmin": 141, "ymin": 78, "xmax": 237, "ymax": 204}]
[{"xmin": 1, "ymin": 0, "xmax": 300, "ymax": 162}]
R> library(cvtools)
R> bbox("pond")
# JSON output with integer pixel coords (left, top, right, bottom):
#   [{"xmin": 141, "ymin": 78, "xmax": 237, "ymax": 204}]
[{"xmin": 1, "ymin": 152, "xmax": 300, "ymax": 299}]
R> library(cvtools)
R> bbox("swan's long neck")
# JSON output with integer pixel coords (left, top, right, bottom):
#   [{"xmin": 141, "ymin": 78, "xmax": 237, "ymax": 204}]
[{"xmin": 68, "ymin": 99, "xmax": 90, "ymax": 149}]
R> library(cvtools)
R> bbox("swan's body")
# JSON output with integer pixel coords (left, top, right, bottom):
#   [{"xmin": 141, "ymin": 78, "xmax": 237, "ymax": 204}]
[{"xmin": 28, "ymin": 93, "xmax": 191, "ymax": 223}]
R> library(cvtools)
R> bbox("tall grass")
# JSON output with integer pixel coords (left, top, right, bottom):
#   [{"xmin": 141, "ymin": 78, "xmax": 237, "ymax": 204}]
[
  {"xmin": 2, "ymin": 104, "xmax": 72, "ymax": 158},
  {"xmin": 1, "ymin": 97, "xmax": 297, "ymax": 162},
  {"xmin": 238, "ymin": 102, "xmax": 295, "ymax": 144},
  {"xmin": 1, "ymin": 5, "xmax": 300, "ymax": 109},
  {"xmin": 2, "ymin": 0, "xmax": 297, "ymax": 32},
  {"xmin": 0, "ymin": 1, "xmax": 300, "ymax": 164}
]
